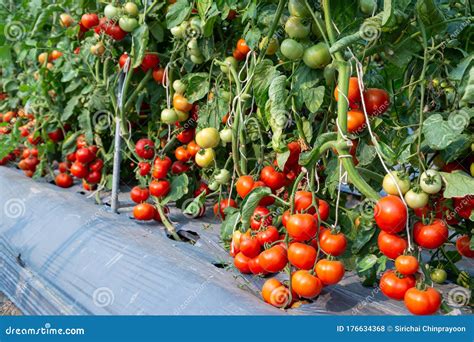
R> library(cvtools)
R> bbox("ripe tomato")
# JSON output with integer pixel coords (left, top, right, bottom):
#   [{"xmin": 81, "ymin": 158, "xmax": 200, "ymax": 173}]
[
  {"xmin": 152, "ymin": 67, "xmax": 165, "ymax": 84},
  {"xmin": 186, "ymin": 140, "xmax": 201, "ymax": 157},
  {"xmin": 135, "ymin": 138, "xmax": 155, "ymax": 160},
  {"xmin": 81, "ymin": 13, "xmax": 99, "ymax": 29},
  {"xmin": 89, "ymin": 159, "xmax": 104, "ymax": 172},
  {"xmin": 174, "ymin": 146, "xmax": 190, "ymax": 162},
  {"xmin": 236, "ymin": 175, "xmax": 254, "ymax": 198},
  {"xmin": 86, "ymin": 170, "xmax": 101, "ymax": 184},
  {"xmin": 363, "ymin": 88, "xmax": 390, "ymax": 116},
  {"xmin": 149, "ymin": 180, "xmax": 170, "ymax": 198},
  {"xmin": 59, "ymin": 13, "xmax": 74, "ymax": 28},
  {"xmin": 47, "ymin": 128, "xmax": 64, "ymax": 142},
  {"xmin": 213, "ymin": 198, "xmax": 238, "ymax": 219},
  {"xmin": 334, "ymin": 77, "xmax": 361, "ymax": 107},
  {"xmin": 281, "ymin": 210, "xmax": 291, "ymax": 227},
  {"xmin": 141, "ymin": 52, "xmax": 159, "ymax": 72},
  {"xmin": 260, "ymin": 166, "xmax": 285, "ymax": 191},
  {"xmin": 138, "ymin": 162, "xmax": 151, "ymax": 176},
  {"xmin": 171, "ymin": 161, "xmax": 190, "ymax": 174},
  {"xmin": 347, "ymin": 110, "xmax": 366, "ymax": 133},
  {"xmin": 233, "ymin": 48, "xmax": 246, "ymax": 61},
  {"xmin": 76, "ymin": 135, "xmax": 87, "ymax": 149},
  {"xmin": 173, "ymin": 94, "xmax": 193, "ymax": 112},
  {"xmin": 133, "ymin": 203, "xmax": 156, "ymax": 221},
  {"xmin": 251, "ymin": 181, "xmax": 275, "ymax": 206},
  {"xmin": 75, "ymin": 147, "xmax": 95, "ymax": 164},
  {"xmin": 236, "ymin": 38, "xmax": 250, "ymax": 55},
  {"xmin": 317, "ymin": 199, "xmax": 330, "ymax": 221},
  {"xmin": 257, "ymin": 226, "xmax": 280, "ymax": 246},
  {"xmin": 250, "ymin": 206, "xmax": 272, "ymax": 230},
  {"xmin": 234, "ymin": 252, "xmax": 251, "ymax": 274},
  {"xmin": 70, "ymin": 162, "xmax": 88, "ymax": 179},
  {"xmin": 413, "ymin": 219, "xmax": 448, "ymax": 249},
  {"xmin": 152, "ymin": 156, "xmax": 171, "ymax": 178},
  {"xmin": 194, "ymin": 182, "xmax": 210, "ymax": 197},
  {"xmin": 380, "ymin": 270, "xmax": 415, "ymax": 300},
  {"xmin": 285, "ymin": 213, "xmax": 317, "ymax": 241},
  {"xmin": 286, "ymin": 141, "xmax": 301, "ymax": 166},
  {"xmin": 453, "ymin": 196, "xmax": 474, "ymax": 219},
  {"xmin": 288, "ymin": 242, "xmax": 317, "ymax": 270},
  {"xmin": 319, "ymin": 229, "xmax": 347, "ymax": 256},
  {"xmin": 177, "ymin": 128, "xmax": 195, "ymax": 144},
  {"xmin": 262, "ymin": 278, "xmax": 290, "ymax": 308},
  {"xmin": 374, "ymin": 195, "xmax": 407, "ymax": 234},
  {"xmin": 456, "ymin": 235, "xmax": 474, "ymax": 258},
  {"xmin": 106, "ymin": 24, "xmax": 127, "ymax": 40},
  {"xmin": 395, "ymin": 255, "xmax": 419, "ymax": 275},
  {"xmin": 239, "ymin": 233, "xmax": 261, "ymax": 258},
  {"xmin": 248, "ymin": 256, "xmax": 266, "ymax": 275},
  {"xmin": 130, "ymin": 186, "xmax": 149, "ymax": 203},
  {"xmin": 404, "ymin": 287, "xmax": 441, "ymax": 315},
  {"xmin": 292, "ymin": 270, "xmax": 323, "ymax": 299},
  {"xmin": 378, "ymin": 231, "xmax": 407, "ymax": 259},
  {"xmin": 119, "ymin": 53, "xmax": 130, "ymax": 70},
  {"xmin": 55, "ymin": 173, "xmax": 73, "ymax": 188},
  {"xmin": 258, "ymin": 245, "xmax": 288, "ymax": 273},
  {"xmin": 315, "ymin": 259, "xmax": 345, "ymax": 285},
  {"xmin": 58, "ymin": 161, "xmax": 70, "ymax": 173},
  {"xmin": 382, "ymin": 171, "xmax": 410, "ymax": 195}
]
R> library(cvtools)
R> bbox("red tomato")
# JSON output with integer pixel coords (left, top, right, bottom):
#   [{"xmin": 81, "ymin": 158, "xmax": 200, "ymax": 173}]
[
  {"xmin": 186, "ymin": 141, "xmax": 201, "ymax": 157},
  {"xmin": 374, "ymin": 195, "xmax": 407, "ymax": 234},
  {"xmin": 75, "ymin": 147, "xmax": 95, "ymax": 164},
  {"xmin": 177, "ymin": 128, "xmax": 195, "ymax": 144},
  {"xmin": 281, "ymin": 210, "xmax": 291, "ymax": 227},
  {"xmin": 453, "ymin": 196, "xmax": 474, "ymax": 219},
  {"xmin": 130, "ymin": 186, "xmax": 149, "ymax": 204},
  {"xmin": 319, "ymin": 229, "xmax": 347, "ymax": 256},
  {"xmin": 363, "ymin": 88, "xmax": 390, "ymax": 116},
  {"xmin": 291, "ymin": 270, "xmax": 323, "ymax": 299},
  {"xmin": 70, "ymin": 162, "xmax": 88, "ymax": 179},
  {"xmin": 133, "ymin": 203, "xmax": 156, "ymax": 221},
  {"xmin": 315, "ymin": 259, "xmax": 345, "ymax": 285},
  {"xmin": 288, "ymin": 242, "xmax": 317, "ymax": 270},
  {"xmin": 236, "ymin": 38, "xmax": 250, "ymax": 55},
  {"xmin": 55, "ymin": 173, "xmax": 73, "ymax": 188},
  {"xmin": 106, "ymin": 24, "xmax": 127, "ymax": 40},
  {"xmin": 413, "ymin": 219, "xmax": 448, "ymax": 249},
  {"xmin": 213, "ymin": 198, "xmax": 238, "ymax": 219},
  {"xmin": 233, "ymin": 48, "xmax": 246, "ymax": 61},
  {"xmin": 404, "ymin": 287, "xmax": 441, "ymax": 315},
  {"xmin": 47, "ymin": 128, "xmax": 64, "ymax": 142},
  {"xmin": 81, "ymin": 13, "xmax": 99, "ymax": 29},
  {"xmin": 135, "ymin": 138, "xmax": 155, "ymax": 160},
  {"xmin": 260, "ymin": 166, "xmax": 285, "ymax": 191},
  {"xmin": 174, "ymin": 146, "xmax": 190, "ymax": 162},
  {"xmin": 395, "ymin": 255, "xmax": 419, "ymax": 275},
  {"xmin": 286, "ymin": 141, "xmax": 301, "ymax": 166},
  {"xmin": 239, "ymin": 233, "xmax": 261, "ymax": 258},
  {"xmin": 285, "ymin": 213, "xmax": 317, "ymax": 242},
  {"xmin": 380, "ymin": 270, "xmax": 415, "ymax": 300},
  {"xmin": 171, "ymin": 161, "xmax": 190, "ymax": 174},
  {"xmin": 138, "ymin": 162, "xmax": 151, "ymax": 176},
  {"xmin": 154, "ymin": 205, "xmax": 170, "ymax": 222},
  {"xmin": 58, "ymin": 161, "xmax": 70, "ymax": 173},
  {"xmin": 86, "ymin": 170, "xmax": 101, "ymax": 184},
  {"xmin": 141, "ymin": 53, "xmax": 160, "ymax": 72},
  {"xmin": 257, "ymin": 226, "xmax": 280, "ymax": 246},
  {"xmin": 194, "ymin": 182, "xmax": 210, "ymax": 197},
  {"xmin": 149, "ymin": 180, "xmax": 170, "ymax": 198},
  {"xmin": 89, "ymin": 159, "xmax": 104, "ymax": 172},
  {"xmin": 234, "ymin": 252, "xmax": 251, "ymax": 274},
  {"xmin": 152, "ymin": 67, "xmax": 165, "ymax": 84},
  {"xmin": 153, "ymin": 156, "xmax": 171, "ymax": 178},
  {"xmin": 119, "ymin": 53, "xmax": 130, "ymax": 70},
  {"xmin": 334, "ymin": 77, "xmax": 361, "ymax": 107},
  {"xmin": 347, "ymin": 110, "xmax": 366, "ymax": 133},
  {"xmin": 258, "ymin": 245, "xmax": 288, "ymax": 273},
  {"xmin": 236, "ymin": 175, "xmax": 254, "ymax": 198},
  {"xmin": 456, "ymin": 235, "xmax": 474, "ymax": 258},
  {"xmin": 250, "ymin": 206, "xmax": 272, "ymax": 230},
  {"xmin": 248, "ymin": 256, "xmax": 266, "ymax": 275},
  {"xmin": 378, "ymin": 231, "xmax": 407, "ymax": 259},
  {"xmin": 252, "ymin": 181, "xmax": 275, "ymax": 206}
]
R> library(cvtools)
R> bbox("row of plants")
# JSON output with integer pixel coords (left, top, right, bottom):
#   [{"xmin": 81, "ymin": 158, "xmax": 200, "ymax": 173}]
[{"xmin": 0, "ymin": 0, "xmax": 473, "ymax": 314}]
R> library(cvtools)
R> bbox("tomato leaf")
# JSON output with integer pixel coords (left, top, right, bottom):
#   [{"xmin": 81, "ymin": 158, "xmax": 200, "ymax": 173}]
[
  {"xmin": 303, "ymin": 86, "xmax": 325, "ymax": 112},
  {"xmin": 423, "ymin": 113, "xmax": 468, "ymax": 150},
  {"xmin": 276, "ymin": 150, "xmax": 290, "ymax": 170},
  {"xmin": 440, "ymin": 171, "xmax": 474, "ymax": 198},
  {"xmin": 351, "ymin": 227, "xmax": 376, "ymax": 254},
  {"xmin": 182, "ymin": 72, "xmax": 210, "ymax": 103},
  {"xmin": 268, "ymin": 75, "xmax": 288, "ymax": 149},
  {"xmin": 356, "ymin": 254, "xmax": 378, "ymax": 273},
  {"xmin": 131, "ymin": 25, "xmax": 149, "ymax": 69},
  {"xmin": 166, "ymin": 0, "xmax": 192, "ymax": 28},
  {"xmin": 253, "ymin": 59, "xmax": 280, "ymax": 108},
  {"xmin": 240, "ymin": 186, "xmax": 272, "ymax": 229},
  {"xmin": 162, "ymin": 174, "xmax": 189, "ymax": 204},
  {"xmin": 220, "ymin": 208, "xmax": 240, "ymax": 242},
  {"xmin": 61, "ymin": 95, "xmax": 80, "ymax": 121}
]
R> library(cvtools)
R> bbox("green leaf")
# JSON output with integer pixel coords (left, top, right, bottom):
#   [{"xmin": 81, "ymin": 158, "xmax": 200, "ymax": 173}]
[
  {"xmin": 0, "ymin": 46, "xmax": 12, "ymax": 65},
  {"xmin": 197, "ymin": 0, "xmax": 212, "ymax": 19},
  {"xmin": 358, "ymin": 144, "xmax": 376, "ymax": 166},
  {"xmin": 61, "ymin": 95, "xmax": 80, "ymax": 121},
  {"xmin": 162, "ymin": 174, "xmax": 189, "ymax": 204},
  {"xmin": 356, "ymin": 254, "xmax": 378, "ymax": 273},
  {"xmin": 422, "ymin": 113, "xmax": 467, "ymax": 150},
  {"xmin": 244, "ymin": 27, "xmax": 261, "ymax": 50},
  {"xmin": 302, "ymin": 86, "xmax": 325, "ymax": 112},
  {"xmin": 131, "ymin": 25, "xmax": 149, "ymax": 69},
  {"xmin": 182, "ymin": 72, "xmax": 210, "ymax": 102},
  {"xmin": 220, "ymin": 208, "xmax": 240, "ymax": 242},
  {"xmin": 268, "ymin": 75, "xmax": 288, "ymax": 148},
  {"xmin": 253, "ymin": 59, "xmax": 280, "ymax": 108},
  {"xmin": 62, "ymin": 131, "xmax": 81, "ymax": 156},
  {"xmin": 166, "ymin": 0, "xmax": 192, "ymax": 28},
  {"xmin": 351, "ymin": 227, "xmax": 376, "ymax": 254},
  {"xmin": 240, "ymin": 186, "xmax": 272, "ymax": 229},
  {"xmin": 276, "ymin": 150, "xmax": 290, "ymax": 170},
  {"xmin": 449, "ymin": 56, "xmax": 473, "ymax": 82},
  {"xmin": 440, "ymin": 172, "xmax": 474, "ymax": 198}
]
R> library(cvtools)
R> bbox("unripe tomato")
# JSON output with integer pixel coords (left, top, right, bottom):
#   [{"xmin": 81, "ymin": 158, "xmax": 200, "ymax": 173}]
[
  {"xmin": 124, "ymin": 2, "xmax": 139, "ymax": 17},
  {"xmin": 219, "ymin": 128, "xmax": 232, "ymax": 143},
  {"xmin": 280, "ymin": 39, "xmax": 304, "ymax": 60},
  {"xmin": 259, "ymin": 37, "xmax": 279, "ymax": 55},
  {"xmin": 60, "ymin": 13, "xmax": 74, "ymax": 27},
  {"xmin": 419, "ymin": 169, "xmax": 442, "ymax": 194},
  {"xmin": 288, "ymin": 0, "xmax": 310, "ymax": 17},
  {"xmin": 382, "ymin": 171, "xmax": 410, "ymax": 195},
  {"xmin": 430, "ymin": 268, "xmax": 447, "ymax": 284},
  {"xmin": 195, "ymin": 148, "xmax": 215, "ymax": 168},
  {"xmin": 303, "ymin": 43, "xmax": 331, "ymax": 69},
  {"xmin": 119, "ymin": 17, "xmax": 138, "ymax": 32},
  {"xmin": 173, "ymin": 94, "xmax": 193, "ymax": 112},
  {"xmin": 404, "ymin": 189, "xmax": 429, "ymax": 209},
  {"xmin": 104, "ymin": 4, "xmax": 121, "ymax": 19},
  {"xmin": 195, "ymin": 127, "xmax": 220, "ymax": 148},
  {"xmin": 285, "ymin": 16, "xmax": 310, "ymax": 39}
]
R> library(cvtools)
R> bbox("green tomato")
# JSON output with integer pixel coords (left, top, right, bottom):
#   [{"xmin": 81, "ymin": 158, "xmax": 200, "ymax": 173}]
[
  {"xmin": 196, "ymin": 127, "xmax": 220, "ymax": 148},
  {"xmin": 284, "ymin": 16, "xmax": 310, "ymax": 39},
  {"xmin": 187, "ymin": 38, "xmax": 201, "ymax": 55},
  {"xmin": 471, "ymin": 162, "xmax": 474, "ymax": 177},
  {"xmin": 161, "ymin": 108, "xmax": 178, "ymax": 124},
  {"xmin": 288, "ymin": 0, "xmax": 310, "ymax": 17},
  {"xmin": 118, "ymin": 17, "xmax": 138, "ymax": 32},
  {"xmin": 170, "ymin": 25, "xmax": 185, "ymax": 38},
  {"xmin": 219, "ymin": 128, "xmax": 232, "ymax": 143},
  {"xmin": 175, "ymin": 109, "xmax": 189, "ymax": 122},
  {"xmin": 190, "ymin": 54, "xmax": 204, "ymax": 64},
  {"xmin": 123, "ymin": 2, "xmax": 139, "ymax": 17},
  {"xmin": 310, "ymin": 12, "xmax": 326, "ymax": 39},
  {"xmin": 220, "ymin": 90, "xmax": 231, "ymax": 102},
  {"xmin": 382, "ymin": 171, "xmax": 411, "ymax": 195},
  {"xmin": 419, "ymin": 170, "xmax": 442, "ymax": 194},
  {"xmin": 432, "ymin": 78, "xmax": 440, "ymax": 88},
  {"xmin": 280, "ymin": 39, "xmax": 304, "ymax": 60},
  {"xmin": 259, "ymin": 37, "xmax": 279, "ymax": 55},
  {"xmin": 303, "ymin": 43, "xmax": 331, "ymax": 69},
  {"xmin": 215, "ymin": 169, "xmax": 231, "ymax": 184},
  {"xmin": 404, "ymin": 189, "xmax": 429, "ymax": 209},
  {"xmin": 359, "ymin": 0, "xmax": 377, "ymax": 15},
  {"xmin": 208, "ymin": 181, "xmax": 219, "ymax": 191},
  {"xmin": 220, "ymin": 56, "xmax": 238, "ymax": 73},
  {"xmin": 104, "ymin": 4, "xmax": 121, "ymax": 19},
  {"xmin": 324, "ymin": 64, "xmax": 337, "ymax": 87},
  {"xmin": 173, "ymin": 79, "xmax": 186, "ymax": 94},
  {"xmin": 440, "ymin": 81, "xmax": 449, "ymax": 88},
  {"xmin": 195, "ymin": 148, "xmax": 215, "ymax": 168},
  {"xmin": 431, "ymin": 269, "xmax": 447, "ymax": 284}
]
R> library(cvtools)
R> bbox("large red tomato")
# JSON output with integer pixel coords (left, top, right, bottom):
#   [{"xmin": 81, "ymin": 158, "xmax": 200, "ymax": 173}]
[
  {"xmin": 288, "ymin": 242, "xmax": 317, "ymax": 270},
  {"xmin": 291, "ymin": 270, "xmax": 323, "ymax": 299},
  {"xmin": 363, "ymin": 88, "xmax": 390, "ymax": 116},
  {"xmin": 404, "ymin": 287, "xmax": 441, "ymax": 315},
  {"xmin": 315, "ymin": 259, "xmax": 345, "ymax": 285},
  {"xmin": 456, "ymin": 235, "xmax": 474, "ymax": 258},
  {"xmin": 135, "ymin": 138, "xmax": 155, "ymax": 159},
  {"xmin": 374, "ymin": 195, "xmax": 407, "ymax": 233},
  {"xmin": 319, "ymin": 229, "xmax": 347, "ymax": 256},
  {"xmin": 285, "ymin": 213, "xmax": 317, "ymax": 241},
  {"xmin": 260, "ymin": 166, "xmax": 285, "ymax": 191},
  {"xmin": 378, "ymin": 231, "xmax": 407, "ymax": 259},
  {"xmin": 258, "ymin": 245, "xmax": 288, "ymax": 273},
  {"xmin": 379, "ymin": 270, "xmax": 415, "ymax": 300},
  {"xmin": 250, "ymin": 206, "xmax": 272, "ymax": 230},
  {"xmin": 413, "ymin": 219, "xmax": 448, "ymax": 249}
]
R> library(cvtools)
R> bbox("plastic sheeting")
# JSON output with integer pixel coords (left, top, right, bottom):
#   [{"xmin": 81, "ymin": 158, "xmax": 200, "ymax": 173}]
[{"xmin": 0, "ymin": 167, "xmax": 411, "ymax": 315}]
